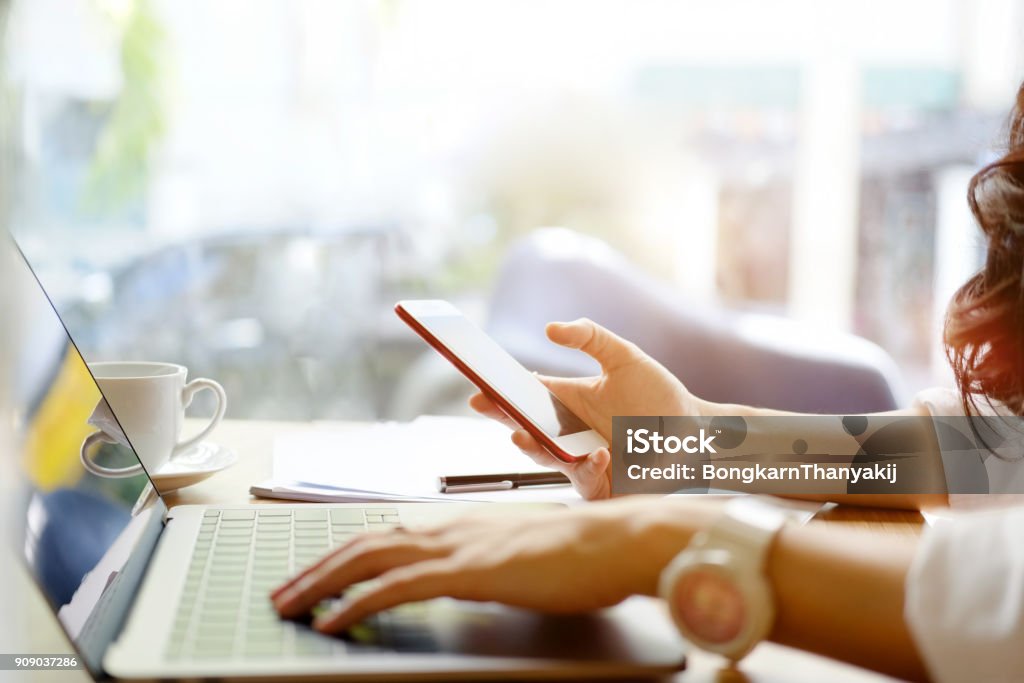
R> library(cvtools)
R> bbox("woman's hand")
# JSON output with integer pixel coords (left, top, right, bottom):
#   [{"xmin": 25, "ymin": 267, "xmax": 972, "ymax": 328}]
[
  {"xmin": 470, "ymin": 318, "xmax": 705, "ymax": 500},
  {"xmin": 271, "ymin": 497, "xmax": 712, "ymax": 634}
]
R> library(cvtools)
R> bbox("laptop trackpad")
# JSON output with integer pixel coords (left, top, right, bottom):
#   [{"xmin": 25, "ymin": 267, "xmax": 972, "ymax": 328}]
[{"xmin": 345, "ymin": 595, "xmax": 686, "ymax": 667}]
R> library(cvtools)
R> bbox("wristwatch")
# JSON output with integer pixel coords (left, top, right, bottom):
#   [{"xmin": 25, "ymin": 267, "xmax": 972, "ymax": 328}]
[{"xmin": 658, "ymin": 498, "xmax": 789, "ymax": 661}]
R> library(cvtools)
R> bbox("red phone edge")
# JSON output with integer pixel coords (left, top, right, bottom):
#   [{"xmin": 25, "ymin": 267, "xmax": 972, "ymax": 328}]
[{"xmin": 393, "ymin": 302, "xmax": 585, "ymax": 463}]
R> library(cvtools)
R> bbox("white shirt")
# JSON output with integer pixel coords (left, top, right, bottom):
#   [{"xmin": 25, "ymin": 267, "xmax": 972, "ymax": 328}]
[
  {"xmin": 913, "ymin": 387, "xmax": 1024, "ymax": 495},
  {"xmin": 905, "ymin": 388, "xmax": 1024, "ymax": 683}
]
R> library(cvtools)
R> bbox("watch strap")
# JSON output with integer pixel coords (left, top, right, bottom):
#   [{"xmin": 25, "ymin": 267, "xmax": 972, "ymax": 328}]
[
  {"xmin": 660, "ymin": 496, "xmax": 792, "ymax": 661},
  {"xmin": 705, "ymin": 497, "xmax": 789, "ymax": 569}
]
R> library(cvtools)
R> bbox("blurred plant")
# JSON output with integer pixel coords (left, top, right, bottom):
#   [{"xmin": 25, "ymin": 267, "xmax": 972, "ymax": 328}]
[{"xmin": 82, "ymin": 0, "xmax": 167, "ymax": 214}]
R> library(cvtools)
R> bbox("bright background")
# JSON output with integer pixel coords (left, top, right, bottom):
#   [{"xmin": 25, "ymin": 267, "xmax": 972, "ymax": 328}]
[{"xmin": 4, "ymin": 0, "xmax": 1024, "ymax": 420}]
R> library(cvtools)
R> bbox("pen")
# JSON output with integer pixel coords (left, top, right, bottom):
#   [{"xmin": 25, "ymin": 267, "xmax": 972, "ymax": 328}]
[{"xmin": 437, "ymin": 470, "xmax": 571, "ymax": 493}]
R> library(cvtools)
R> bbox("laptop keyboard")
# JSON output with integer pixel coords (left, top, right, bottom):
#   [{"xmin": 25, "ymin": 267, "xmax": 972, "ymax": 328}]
[{"xmin": 165, "ymin": 507, "xmax": 434, "ymax": 661}]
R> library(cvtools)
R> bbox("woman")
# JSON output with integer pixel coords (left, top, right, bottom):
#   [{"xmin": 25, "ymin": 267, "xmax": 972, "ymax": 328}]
[{"xmin": 272, "ymin": 85, "xmax": 1024, "ymax": 682}]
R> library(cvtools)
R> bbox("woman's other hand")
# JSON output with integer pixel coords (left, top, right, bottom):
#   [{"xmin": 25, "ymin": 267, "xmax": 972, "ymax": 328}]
[{"xmin": 470, "ymin": 318, "xmax": 704, "ymax": 500}]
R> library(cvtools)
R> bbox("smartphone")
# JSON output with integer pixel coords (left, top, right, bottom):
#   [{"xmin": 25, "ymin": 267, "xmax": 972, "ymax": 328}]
[{"xmin": 395, "ymin": 299, "xmax": 608, "ymax": 462}]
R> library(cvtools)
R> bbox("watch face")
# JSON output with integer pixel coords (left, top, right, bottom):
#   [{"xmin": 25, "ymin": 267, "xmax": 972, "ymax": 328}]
[{"xmin": 676, "ymin": 568, "xmax": 746, "ymax": 645}]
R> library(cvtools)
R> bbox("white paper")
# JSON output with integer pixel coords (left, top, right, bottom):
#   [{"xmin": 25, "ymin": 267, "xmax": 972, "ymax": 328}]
[
  {"xmin": 252, "ymin": 479, "xmax": 583, "ymax": 505},
  {"xmin": 270, "ymin": 416, "xmax": 581, "ymax": 505}
]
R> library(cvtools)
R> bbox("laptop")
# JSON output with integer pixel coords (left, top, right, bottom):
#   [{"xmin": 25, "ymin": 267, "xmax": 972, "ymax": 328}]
[{"xmin": 1, "ymin": 237, "xmax": 687, "ymax": 681}]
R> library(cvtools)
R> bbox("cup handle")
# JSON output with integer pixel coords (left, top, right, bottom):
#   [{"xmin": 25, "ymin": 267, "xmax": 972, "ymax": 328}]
[
  {"xmin": 80, "ymin": 430, "xmax": 144, "ymax": 478},
  {"xmin": 175, "ymin": 378, "xmax": 227, "ymax": 455}
]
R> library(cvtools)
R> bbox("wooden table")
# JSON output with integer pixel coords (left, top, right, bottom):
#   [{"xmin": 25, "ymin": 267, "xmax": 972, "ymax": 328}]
[{"xmin": 159, "ymin": 418, "xmax": 919, "ymax": 683}]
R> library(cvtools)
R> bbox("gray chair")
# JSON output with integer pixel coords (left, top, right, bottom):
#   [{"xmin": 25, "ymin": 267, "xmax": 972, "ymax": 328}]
[{"xmin": 484, "ymin": 228, "xmax": 903, "ymax": 414}]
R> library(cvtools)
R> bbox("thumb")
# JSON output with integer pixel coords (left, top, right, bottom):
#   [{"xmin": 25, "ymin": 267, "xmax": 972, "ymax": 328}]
[{"xmin": 546, "ymin": 319, "xmax": 639, "ymax": 371}]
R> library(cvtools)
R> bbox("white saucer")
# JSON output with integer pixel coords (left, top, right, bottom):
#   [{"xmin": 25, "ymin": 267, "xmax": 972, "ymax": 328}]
[{"xmin": 152, "ymin": 441, "xmax": 238, "ymax": 493}]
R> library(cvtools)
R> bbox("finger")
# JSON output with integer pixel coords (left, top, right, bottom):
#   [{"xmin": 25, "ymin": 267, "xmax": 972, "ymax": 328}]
[
  {"xmin": 273, "ymin": 535, "xmax": 447, "ymax": 618},
  {"xmin": 467, "ymin": 392, "xmax": 518, "ymax": 430},
  {"xmin": 510, "ymin": 429, "xmax": 572, "ymax": 474},
  {"xmin": 274, "ymin": 535, "xmax": 439, "ymax": 618},
  {"xmin": 545, "ymin": 319, "xmax": 639, "ymax": 371},
  {"xmin": 313, "ymin": 560, "xmax": 457, "ymax": 634},
  {"xmin": 535, "ymin": 373, "xmax": 591, "ymax": 396},
  {"xmin": 534, "ymin": 373, "xmax": 597, "ymax": 423},
  {"xmin": 270, "ymin": 533, "xmax": 363, "ymax": 600},
  {"xmin": 565, "ymin": 447, "xmax": 611, "ymax": 500}
]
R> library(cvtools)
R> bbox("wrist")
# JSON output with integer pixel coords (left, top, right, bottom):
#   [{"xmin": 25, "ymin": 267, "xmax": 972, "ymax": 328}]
[
  {"xmin": 629, "ymin": 498, "xmax": 721, "ymax": 595},
  {"xmin": 687, "ymin": 395, "xmax": 718, "ymax": 417}
]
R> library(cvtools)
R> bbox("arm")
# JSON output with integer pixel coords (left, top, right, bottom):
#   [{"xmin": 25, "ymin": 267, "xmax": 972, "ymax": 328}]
[
  {"xmin": 693, "ymin": 401, "xmax": 948, "ymax": 510},
  {"xmin": 765, "ymin": 519, "xmax": 926, "ymax": 680},
  {"xmin": 272, "ymin": 497, "xmax": 929, "ymax": 680},
  {"xmin": 471, "ymin": 318, "xmax": 948, "ymax": 509}
]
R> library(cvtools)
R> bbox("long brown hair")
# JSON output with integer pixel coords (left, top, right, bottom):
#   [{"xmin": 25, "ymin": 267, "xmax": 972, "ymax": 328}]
[{"xmin": 945, "ymin": 83, "xmax": 1024, "ymax": 417}]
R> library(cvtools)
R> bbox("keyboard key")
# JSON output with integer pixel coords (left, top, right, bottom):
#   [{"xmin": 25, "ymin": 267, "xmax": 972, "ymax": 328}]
[
  {"xmin": 294, "ymin": 518, "xmax": 327, "ymax": 527},
  {"xmin": 254, "ymin": 551, "xmax": 289, "ymax": 561},
  {"xmin": 216, "ymin": 536, "xmax": 253, "ymax": 546},
  {"xmin": 255, "ymin": 528, "xmax": 290, "ymax": 537},
  {"xmin": 330, "ymin": 509, "xmax": 365, "ymax": 525},
  {"xmin": 295, "ymin": 535, "xmax": 329, "ymax": 547},
  {"xmin": 201, "ymin": 587, "xmax": 243, "ymax": 601},
  {"xmin": 200, "ymin": 610, "xmax": 242, "ymax": 623},
  {"xmin": 246, "ymin": 597, "xmax": 278, "ymax": 611},
  {"xmin": 212, "ymin": 541, "xmax": 249, "ymax": 551},
  {"xmin": 207, "ymin": 557, "xmax": 245, "ymax": 569},
  {"xmin": 219, "ymin": 520, "xmax": 255, "ymax": 529},
  {"xmin": 251, "ymin": 569, "xmax": 287, "ymax": 581},
  {"xmin": 294, "ymin": 528, "xmax": 328, "ymax": 538},
  {"xmin": 257, "ymin": 508, "xmax": 292, "ymax": 517},
  {"xmin": 295, "ymin": 634, "xmax": 333, "ymax": 655},
  {"xmin": 211, "ymin": 554, "xmax": 248, "ymax": 565},
  {"xmin": 253, "ymin": 547, "xmax": 289, "ymax": 558},
  {"xmin": 295, "ymin": 550, "xmax": 324, "ymax": 561},
  {"xmin": 245, "ymin": 623, "xmax": 287, "ymax": 639},
  {"xmin": 251, "ymin": 559, "xmax": 290, "ymax": 570},
  {"xmin": 294, "ymin": 510, "xmax": 328, "ymax": 521},
  {"xmin": 201, "ymin": 592, "xmax": 243, "ymax": 607},
  {"xmin": 196, "ymin": 622, "xmax": 238, "ymax": 638},
  {"xmin": 221, "ymin": 510, "xmax": 256, "ymax": 520},
  {"xmin": 252, "ymin": 566, "xmax": 290, "ymax": 578},
  {"xmin": 257, "ymin": 516, "xmax": 291, "ymax": 525}
]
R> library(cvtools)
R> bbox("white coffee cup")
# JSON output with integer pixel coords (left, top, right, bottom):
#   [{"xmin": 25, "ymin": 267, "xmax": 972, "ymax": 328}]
[{"xmin": 80, "ymin": 361, "xmax": 227, "ymax": 479}]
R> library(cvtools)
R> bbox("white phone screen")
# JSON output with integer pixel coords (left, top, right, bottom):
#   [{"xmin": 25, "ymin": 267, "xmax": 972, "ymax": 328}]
[{"xmin": 415, "ymin": 309, "xmax": 590, "ymax": 438}]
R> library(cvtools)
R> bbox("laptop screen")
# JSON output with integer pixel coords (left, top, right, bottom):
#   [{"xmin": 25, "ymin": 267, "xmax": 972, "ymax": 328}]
[{"xmin": 0, "ymin": 236, "xmax": 167, "ymax": 677}]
